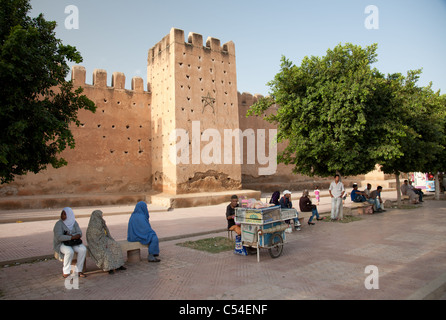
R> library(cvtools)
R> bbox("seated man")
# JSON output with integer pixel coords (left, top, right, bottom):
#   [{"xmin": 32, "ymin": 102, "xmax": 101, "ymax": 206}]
[
  {"xmin": 369, "ymin": 186, "xmax": 386, "ymax": 212},
  {"xmin": 401, "ymin": 180, "xmax": 419, "ymax": 204},
  {"xmin": 363, "ymin": 183, "xmax": 372, "ymax": 199},
  {"xmin": 226, "ymin": 195, "xmax": 241, "ymax": 235},
  {"xmin": 351, "ymin": 183, "xmax": 367, "ymax": 202},
  {"xmin": 299, "ymin": 190, "xmax": 323, "ymax": 225},
  {"xmin": 408, "ymin": 180, "xmax": 424, "ymax": 202},
  {"xmin": 280, "ymin": 190, "xmax": 301, "ymax": 231}
]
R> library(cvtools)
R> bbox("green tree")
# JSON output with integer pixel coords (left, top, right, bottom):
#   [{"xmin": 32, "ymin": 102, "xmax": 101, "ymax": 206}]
[
  {"xmin": 248, "ymin": 43, "xmax": 407, "ymax": 178},
  {"xmin": 379, "ymin": 71, "xmax": 446, "ymax": 202},
  {"xmin": 0, "ymin": 0, "xmax": 96, "ymax": 184}
]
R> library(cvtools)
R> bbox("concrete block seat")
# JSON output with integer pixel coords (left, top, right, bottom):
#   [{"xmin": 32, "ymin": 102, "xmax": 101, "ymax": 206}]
[
  {"xmin": 345, "ymin": 202, "xmax": 374, "ymax": 216},
  {"xmin": 54, "ymin": 240, "xmax": 149, "ymax": 272}
]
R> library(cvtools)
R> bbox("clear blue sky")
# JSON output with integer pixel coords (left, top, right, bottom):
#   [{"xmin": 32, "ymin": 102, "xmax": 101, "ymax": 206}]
[{"xmin": 30, "ymin": 0, "xmax": 446, "ymax": 96}]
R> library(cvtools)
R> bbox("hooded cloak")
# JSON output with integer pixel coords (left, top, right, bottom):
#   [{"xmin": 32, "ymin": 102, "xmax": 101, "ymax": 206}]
[
  {"xmin": 127, "ymin": 201, "xmax": 159, "ymax": 255},
  {"xmin": 86, "ymin": 210, "xmax": 124, "ymax": 271}
]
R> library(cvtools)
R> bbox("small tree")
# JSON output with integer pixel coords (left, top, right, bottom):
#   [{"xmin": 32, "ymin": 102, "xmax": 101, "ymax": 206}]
[{"xmin": 0, "ymin": 0, "xmax": 96, "ymax": 184}]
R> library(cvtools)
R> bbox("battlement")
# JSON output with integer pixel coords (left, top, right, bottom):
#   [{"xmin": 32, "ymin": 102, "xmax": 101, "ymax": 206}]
[
  {"xmin": 238, "ymin": 91, "xmax": 264, "ymax": 106},
  {"xmin": 71, "ymin": 65, "xmax": 148, "ymax": 93},
  {"xmin": 148, "ymin": 28, "xmax": 235, "ymax": 62}
]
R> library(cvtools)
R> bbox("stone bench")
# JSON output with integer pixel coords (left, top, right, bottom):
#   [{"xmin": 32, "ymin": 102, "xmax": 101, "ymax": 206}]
[
  {"xmin": 54, "ymin": 240, "xmax": 149, "ymax": 272},
  {"xmin": 345, "ymin": 202, "xmax": 374, "ymax": 216},
  {"xmin": 118, "ymin": 240, "xmax": 148, "ymax": 263}
]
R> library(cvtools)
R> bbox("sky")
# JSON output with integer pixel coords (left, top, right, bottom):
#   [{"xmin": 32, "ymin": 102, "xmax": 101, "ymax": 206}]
[{"xmin": 29, "ymin": 0, "xmax": 446, "ymax": 96}]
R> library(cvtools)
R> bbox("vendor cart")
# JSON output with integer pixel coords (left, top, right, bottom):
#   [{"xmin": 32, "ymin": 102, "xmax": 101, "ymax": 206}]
[{"xmin": 234, "ymin": 206, "xmax": 298, "ymax": 262}]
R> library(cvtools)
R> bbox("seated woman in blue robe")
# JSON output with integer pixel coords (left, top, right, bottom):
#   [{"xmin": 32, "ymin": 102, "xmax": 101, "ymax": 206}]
[{"xmin": 127, "ymin": 201, "xmax": 160, "ymax": 262}]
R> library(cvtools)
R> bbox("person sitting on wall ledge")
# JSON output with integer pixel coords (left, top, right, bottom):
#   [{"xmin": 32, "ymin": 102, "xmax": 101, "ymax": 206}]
[
  {"xmin": 299, "ymin": 190, "xmax": 324, "ymax": 225},
  {"xmin": 351, "ymin": 183, "xmax": 367, "ymax": 203},
  {"xmin": 53, "ymin": 207, "xmax": 87, "ymax": 278},
  {"xmin": 226, "ymin": 195, "xmax": 241, "ymax": 235},
  {"xmin": 363, "ymin": 183, "xmax": 372, "ymax": 199},
  {"xmin": 408, "ymin": 180, "xmax": 424, "ymax": 202},
  {"xmin": 127, "ymin": 201, "xmax": 161, "ymax": 262},
  {"xmin": 269, "ymin": 191, "xmax": 280, "ymax": 206},
  {"xmin": 87, "ymin": 210, "xmax": 127, "ymax": 275},
  {"xmin": 280, "ymin": 190, "xmax": 301, "ymax": 231},
  {"xmin": 369, "ymin": 186, "xmax": 386, "ymax": 212},
  {"xmin": 401, "ymin": 180, "xmax": 420, "ymax": 204}
]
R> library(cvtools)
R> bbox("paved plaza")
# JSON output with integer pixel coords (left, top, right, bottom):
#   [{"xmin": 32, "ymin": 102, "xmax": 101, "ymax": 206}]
[{"xmin": 1, "ymin": 191, "xmax": 446, "ymax": 301}]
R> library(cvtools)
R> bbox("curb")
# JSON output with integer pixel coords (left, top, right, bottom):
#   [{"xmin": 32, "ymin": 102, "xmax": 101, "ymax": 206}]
[{"xmin": 406, "ymin": 271, "xmax": 446, "ymax": 300}]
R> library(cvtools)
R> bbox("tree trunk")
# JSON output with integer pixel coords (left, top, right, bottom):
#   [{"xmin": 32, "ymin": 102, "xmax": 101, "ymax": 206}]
[
  {"xmin": 395, "ymin": 172, "xmax": 401, "ymax": 206},
  {"xmin": 435, "ymin": 172, "xmax": 440, "ymax": 200}
]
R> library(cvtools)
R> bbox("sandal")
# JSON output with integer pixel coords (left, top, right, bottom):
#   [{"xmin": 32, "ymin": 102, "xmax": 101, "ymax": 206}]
[{"xmin": 78, "ymin": 272, "xmax": 87, "ymax": 278}]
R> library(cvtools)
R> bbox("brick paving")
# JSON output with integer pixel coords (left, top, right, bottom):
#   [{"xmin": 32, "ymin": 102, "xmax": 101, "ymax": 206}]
[{"xmin": 1, "ymin": 192, "xmax": 446, "ymax": 301}]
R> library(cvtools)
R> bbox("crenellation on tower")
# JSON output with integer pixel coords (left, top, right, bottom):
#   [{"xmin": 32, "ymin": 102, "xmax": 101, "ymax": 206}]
[
  {"xmin": 187, "ymin": 32, "xmax": 202, "ymax": 47},
  {"xmin": 205, "ymin": 37, "xmax": 221, "ymax": 51}
]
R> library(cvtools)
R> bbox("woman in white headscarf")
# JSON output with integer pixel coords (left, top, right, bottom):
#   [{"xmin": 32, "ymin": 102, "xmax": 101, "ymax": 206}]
[
  {"xmin": 53, "ymin": 207, "xmax": 87, "ymax": 278},
  {"xmin": 87, "ymin": 210, "xmax": 126, "ymax": 274}
]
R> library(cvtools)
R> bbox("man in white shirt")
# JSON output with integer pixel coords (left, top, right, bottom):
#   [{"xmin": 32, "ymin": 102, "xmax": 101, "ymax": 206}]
[{"xmin": 329, "ymin": 174, "xmax": 345, "ymax": 220}]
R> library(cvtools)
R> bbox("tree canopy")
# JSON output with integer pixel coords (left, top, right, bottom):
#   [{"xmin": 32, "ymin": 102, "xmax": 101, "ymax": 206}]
[
  {"xmin": 248, "ymin": 43, "xmax": 445, "ymax": 179},
  {"xmin": 0, "ymin": 0, "xmax": 96, "ymax": 184}
]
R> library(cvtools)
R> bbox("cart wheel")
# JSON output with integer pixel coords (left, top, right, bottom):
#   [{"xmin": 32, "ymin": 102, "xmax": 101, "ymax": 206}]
[{"xmin": 268, "ymin": 232, "xmax": 284, "ymax": 259}]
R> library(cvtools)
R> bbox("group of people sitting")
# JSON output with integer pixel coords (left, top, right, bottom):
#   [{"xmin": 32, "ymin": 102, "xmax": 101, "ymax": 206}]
[
  {"xmin": 226, "ymin": 189, "xmax": 325, "ymax": 236},
  {"xmin": 400, "ymin": 179, "xmax": 424, "ymax": 203},
  {"xmin": 350, "ymin": 183, "xmax": 386, "ymax": 212},
  {"xmin": 53, "ymin": 201, "xmax": 160, "ymax": 279}
]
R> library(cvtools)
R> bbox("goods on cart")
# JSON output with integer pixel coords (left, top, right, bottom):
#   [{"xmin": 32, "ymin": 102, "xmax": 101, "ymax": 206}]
[
  {"xmin": 235, "ymin": 206, "xmax": 297, "ymax": 261},
  {"xmin": 235, "ymin": 205, "xmax": 281, "ymax": 224}
]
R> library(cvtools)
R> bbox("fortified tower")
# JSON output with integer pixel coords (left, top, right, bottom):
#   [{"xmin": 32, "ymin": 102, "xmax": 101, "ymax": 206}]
[{"xmin": 148, "ymin": 28, "xmax": 241, "ymax": 194}]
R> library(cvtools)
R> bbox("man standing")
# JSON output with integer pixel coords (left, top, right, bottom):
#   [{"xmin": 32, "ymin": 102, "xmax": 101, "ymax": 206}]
[{"xmin": 329, "ymin": 174, "xmax": 345, "ymax": 220}]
